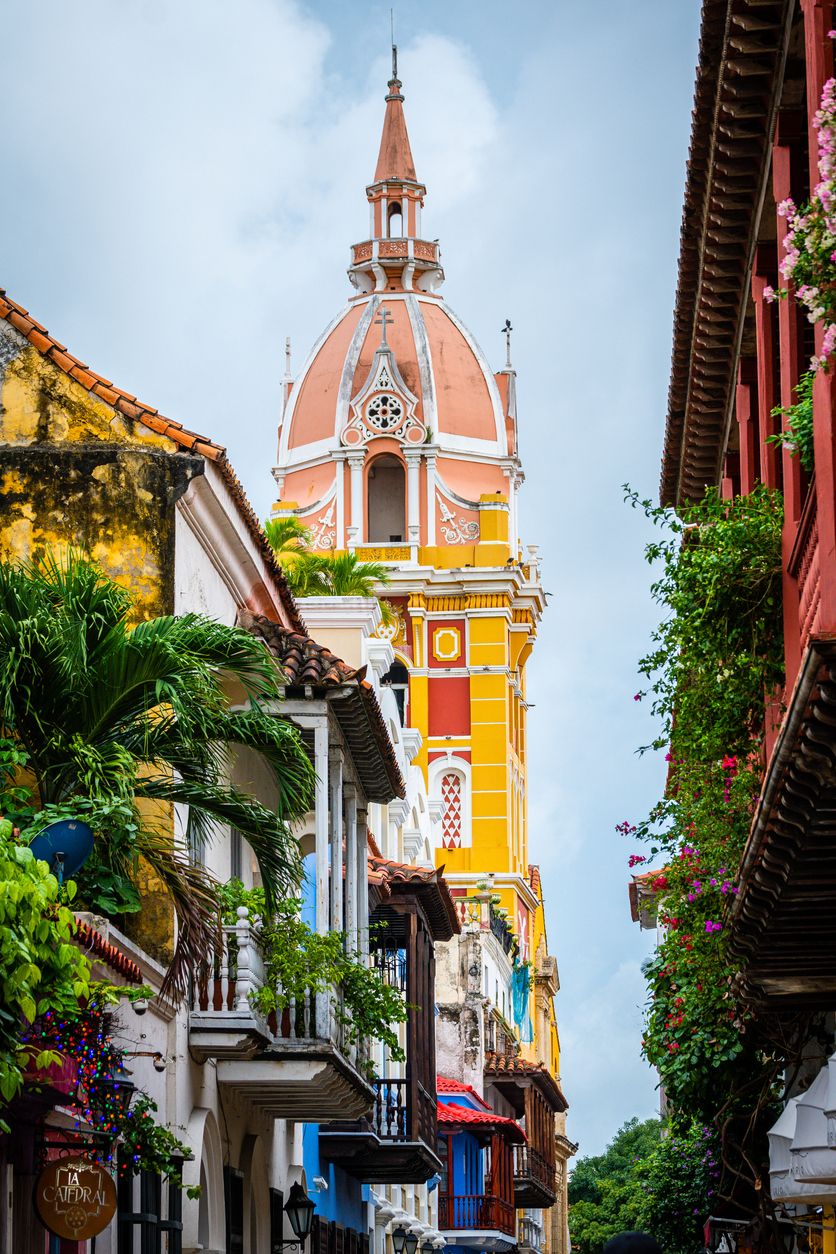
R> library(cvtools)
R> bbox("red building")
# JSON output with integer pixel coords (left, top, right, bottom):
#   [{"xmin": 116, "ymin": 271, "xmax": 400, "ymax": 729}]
[{"xmin": 664, "ymin": 0, "xmax": 836, "ymax": 1006}]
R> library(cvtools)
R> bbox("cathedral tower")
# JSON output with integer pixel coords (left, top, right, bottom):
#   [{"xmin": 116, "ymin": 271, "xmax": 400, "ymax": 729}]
[{"xmin": 272, "ymin": 58, "xmax": 546, "ymax": 961}]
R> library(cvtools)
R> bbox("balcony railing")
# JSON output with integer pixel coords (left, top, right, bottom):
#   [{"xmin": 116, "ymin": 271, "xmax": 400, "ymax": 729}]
[
  {"xmin": 367, "ymin": 1078, "xmax": 436, "ymax": 1143},
  {"xmin": 438, "ymin": 1194, "xmax": 516, "ymax": 1236},
  {"xmin": 514, "ymin": 1144, "xmax": 556, "ymax": 1207},
  {"xmin": 189, "ymin": 908, "xmax": 373, "ymax": 1119},
  {"xmin": 518, "ymin": 1216, "xmax": 545, "ymax": 1253},
  {"xmin": 788, "ymin": 481, "xmax": 821, "ymax": 661}
]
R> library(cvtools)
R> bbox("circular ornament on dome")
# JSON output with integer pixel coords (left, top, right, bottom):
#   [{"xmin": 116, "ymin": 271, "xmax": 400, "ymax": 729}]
[{"xmin": 366, "ymin": 393, "xmax": 403, "ymax": 431}]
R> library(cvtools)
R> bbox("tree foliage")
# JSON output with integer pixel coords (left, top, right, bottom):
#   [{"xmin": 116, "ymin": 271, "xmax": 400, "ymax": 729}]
[
  {"xmin": 0, "ymin": 804, "xmax": 91, "ymax": 1108},
  {"xmin": 0, "ymin": 551, "xmax": 316, "ymax": 997},
  {"xmin": 569, "ymin": 1118, "xmax": 720, "ymax": 1254}
]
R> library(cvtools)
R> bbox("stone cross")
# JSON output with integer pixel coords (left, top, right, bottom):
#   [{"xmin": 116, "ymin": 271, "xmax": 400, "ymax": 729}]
[{"xmin": 376, "ymin": 307, "xmax": 393, "ymax": 348}]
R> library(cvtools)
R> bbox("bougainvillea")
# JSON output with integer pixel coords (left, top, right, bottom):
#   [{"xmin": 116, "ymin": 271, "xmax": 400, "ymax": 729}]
[
  {"xmin": 623, "ymin": 484, "xmax": 785, "ymax": 1219},
  {"xmin": 766, "ymin": 66, "xmax": 836, "ymax": 374}
]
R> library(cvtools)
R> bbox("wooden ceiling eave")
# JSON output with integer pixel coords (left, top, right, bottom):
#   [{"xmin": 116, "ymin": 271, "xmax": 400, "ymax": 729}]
[
  {"xmin": 661, "ymin": 0, "xmax": 795, "ymax": 508},
  {"xmin": 728, "ymin": 644, "xmax": 836, "ymax": 1002}
]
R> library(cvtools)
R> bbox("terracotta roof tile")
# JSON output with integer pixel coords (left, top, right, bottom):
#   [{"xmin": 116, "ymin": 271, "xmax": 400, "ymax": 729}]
[
  {"xmin": 240, "ymin": 610, "xmax": 405, "ymax": 802},
  {"xmin": 437, "ymin": 1101, "xmax": 526, "ymax": 1143},
  {"xmin": 369, "ymin": 854, "xmax": 460, "ymax": 941},
  {"xmin": 484, "ymin": 1051, "xmax": 568, "ymax": 1112},
  {"xmin": 437, "ymin": 1076, "xmax": 491, "ymax": 1109},
  {"xmin": 74, "ymin": 920, "xmax": 143, "ymax": 984},
  {"xmin": 0, "ymin": 288, "xmax": 303, "ymax": 632}
]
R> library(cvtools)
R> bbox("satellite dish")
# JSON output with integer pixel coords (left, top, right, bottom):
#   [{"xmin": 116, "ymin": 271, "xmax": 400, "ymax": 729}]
[{"xmin": 28, "ymin": 819, "xmax": 94, "ymax": 883}]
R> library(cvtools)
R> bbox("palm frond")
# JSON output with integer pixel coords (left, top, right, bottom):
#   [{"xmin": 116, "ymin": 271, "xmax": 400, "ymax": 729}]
[
  {"xmin": 263, "ymin": 516, "xmax": 312, "ymax": 554},
  {"xmin": 135, "ymin": 774, "xmax": 304, "ymax": 909},
  {"xmin": 133, "ymin": 827, "xmax": 221, "ymax": 1002}
]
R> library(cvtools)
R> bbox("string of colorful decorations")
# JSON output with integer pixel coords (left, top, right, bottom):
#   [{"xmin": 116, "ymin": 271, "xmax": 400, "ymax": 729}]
[{"xmin": 25, "ymin": 990, "xmax": 191, "ymax": 1187}]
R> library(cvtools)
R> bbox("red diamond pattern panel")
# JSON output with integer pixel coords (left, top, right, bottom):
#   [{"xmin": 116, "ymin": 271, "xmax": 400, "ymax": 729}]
[{"xmin": 441, "ymin": 772, "xmax": 462, "ymax": 849}]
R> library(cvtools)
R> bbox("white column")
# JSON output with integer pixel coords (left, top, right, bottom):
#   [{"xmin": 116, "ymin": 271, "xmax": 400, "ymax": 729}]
[
  {"xmin": 357, "ymin": 805, "xmax": 369, "ymax": 959},
  {"xmin": 314, "ymin": 720, "xmax": 329, "ymax": 935},
  {"xmin": 347, "ymin": 449, "xmax": 366, "ymax": 547},
  {"xmin": 333, "ymin": 450, "xmax": 347, "ymax": 547},
  {"xmin": 345, "ymin": 786, "xmax": 358, "ymax": 953},
  {"xmin": 424, "ymin": 447, "xmax": 437, "ymax": 545},
  {"xmin": 404, "ymin": 448, "xmax": 422, "ymax": 548},
  {"xmin": 329, "ymin": 749, "xmax": 344, "ymax": 933}
]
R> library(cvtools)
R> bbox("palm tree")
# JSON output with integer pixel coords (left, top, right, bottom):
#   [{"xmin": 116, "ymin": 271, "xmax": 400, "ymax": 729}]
[
  {"xmin": 321, "ymin": 552, "xmax": 391, "ymax": 598},
  {"xmin": 0, "ymin": 551, "xmax": 315, "ymax": 998}
]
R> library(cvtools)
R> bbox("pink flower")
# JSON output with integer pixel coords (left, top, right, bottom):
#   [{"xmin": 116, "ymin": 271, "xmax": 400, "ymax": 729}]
[
  {"xmin": 763, "ymin": 284, "xmax": 776, "ymax": 303},
  {"xmin": 628, "ymin": 854, "xmax": 646, "ymax": 868},
  {"xmin": 705, "ymin": 920, "xmax": 722, "ymax": 934}
]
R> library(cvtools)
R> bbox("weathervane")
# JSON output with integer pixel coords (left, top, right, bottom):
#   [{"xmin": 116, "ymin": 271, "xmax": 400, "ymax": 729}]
[
  {"xmin": 390, "ymin": 9, "xmax": 398, "ymax": 80},
  {"xmin": 501, "ymin": 318, "xmax": 513, "ymax": 368}
]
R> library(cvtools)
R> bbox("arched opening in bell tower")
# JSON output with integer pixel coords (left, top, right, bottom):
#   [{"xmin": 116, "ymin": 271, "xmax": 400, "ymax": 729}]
[
  {"xmin": 387, "ymin": 202, "xmax": 403, "ymax": 237},
  {"xmin": 367, "ymin": 453, "xmax": 406, "ymax": 543}
]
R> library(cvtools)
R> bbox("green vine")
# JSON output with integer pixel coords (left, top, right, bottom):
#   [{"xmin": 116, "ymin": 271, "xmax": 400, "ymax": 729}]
[
  {"xmin": 768, "ymin": 370, "xmax": 815, "ymax": 473},
  {"xmin": 623, "ymin": 485, "xmax": 785, "ymax": 1220},
  {"xmin": 219, "ymin": 880, "xmax": 409, "ymax": 1079}
]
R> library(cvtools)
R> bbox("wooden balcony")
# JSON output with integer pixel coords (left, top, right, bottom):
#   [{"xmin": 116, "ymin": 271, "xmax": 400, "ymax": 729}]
[
  {"xmin": 320, "ymin": 1076, "xmax": 441, "ymax": 1183},
  {"xmin": 787, "ymin": 481, "xmax": 822, "ymax": 663},
  {"xmin": 189, "ymin": 909, "xmax": 375, "ymax": 1120},
  {"xmin": 438, "ymin": 1194, "xmax": 516, "ymax": 1250},
  {"xmin": 513, "ymin": 1144, "xmax": 556, "ymax": 1208}
]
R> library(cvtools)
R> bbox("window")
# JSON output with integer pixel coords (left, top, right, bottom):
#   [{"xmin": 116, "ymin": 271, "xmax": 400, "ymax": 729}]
[
  {"xmin": 381, "ymin": 660, "xmax": 409, "ymax": 724},
  {"xmin": 117, "ymin": 1154, "xmax": 183, "ymax": 1254},
  {"xmin": 388, "ymin": 202, "xmax": 403, "ymax": 237},
  {"xmin": 440, "ymin": 772, "xmax": 463, "ymax": 850},
  {"xmin": 367, "ymin": 454, "xmax": 405, "ymax": 543}
]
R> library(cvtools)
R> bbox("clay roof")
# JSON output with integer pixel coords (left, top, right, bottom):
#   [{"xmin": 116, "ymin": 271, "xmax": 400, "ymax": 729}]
[
  {"xmin": 240, "ymin": 610, "xmax": 405, "ymax": 803},
  {"xmin": 369, "ymin": 854, "xmax": 461, "ymax": 941},
  {"xmin": 437, "ymin": 1076, "xmax": 491, "ymax": 1110},
  {"xmin": 661, "ymin": 0, "xmax": 791, "ymax": 505},
  {"xmin": 75, "ymin": 920, "xmax": 143, "ymax": 984},
  {"xmin": 484, "ymin": 1051, "xmax": 568, "ymax": 1113},
  {"xmin": 528, "ymin": 864, "xmax": 542, "ymax": 898},
  {"xmin": 373, "ymin": 77, "xmax": 418, "ymax": 183},
  {"xmin": 0, "ymin": 288, "xmax": 303, "ymax": 632},
  {"xmin": 437, "ymin": 1101, "xmax": 526, "ymax": 1143}
]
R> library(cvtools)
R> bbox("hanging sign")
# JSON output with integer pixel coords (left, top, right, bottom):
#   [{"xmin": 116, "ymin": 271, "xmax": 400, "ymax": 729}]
[{"xmin": 35, "ymin": 1156, "xmax": 117, "ymax": 1240}]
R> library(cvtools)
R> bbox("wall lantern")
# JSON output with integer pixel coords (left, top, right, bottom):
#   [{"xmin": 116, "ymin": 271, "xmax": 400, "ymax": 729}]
[
  {"xmin": 102, "ymin": 1063, "xmax": 136, "ymax": 1120},
  {"xmin": 392, "ymin": 1227, "xmax": 420, "ymax": 1254},
  {"xmin": 283, "ymin": 1182, "xmax": 317, "ymax": 1250},
  {"xmin": 421, "ymin": 1242, "xmax": 435, "ymax": 1254}
]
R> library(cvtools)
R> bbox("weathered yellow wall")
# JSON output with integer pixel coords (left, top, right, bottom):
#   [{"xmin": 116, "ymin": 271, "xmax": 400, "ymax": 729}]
[
  {"xmin": 0, "ymin": 337, "xmax": 201, "ymax": 620},
  {"xmin": 0, "ymin": 328, "xmax": 204, "ymax": 960}
]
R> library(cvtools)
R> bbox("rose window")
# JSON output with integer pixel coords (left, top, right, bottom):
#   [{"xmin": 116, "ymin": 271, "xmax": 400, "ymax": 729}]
[{"xmin": 366, "ymin": 393, "xmax": 403, "ymax": 431}]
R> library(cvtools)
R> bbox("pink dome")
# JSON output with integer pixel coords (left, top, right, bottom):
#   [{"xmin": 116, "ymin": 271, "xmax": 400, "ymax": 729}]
[{"xmin": 280, "ymin": 293, "xmax": 507, "ymax": 461}]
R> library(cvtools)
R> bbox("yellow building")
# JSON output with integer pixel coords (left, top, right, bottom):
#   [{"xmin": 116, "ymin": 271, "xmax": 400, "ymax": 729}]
[{"xmin": 272, "ymin": 56, "xmax": 571, "ymax": 1254}]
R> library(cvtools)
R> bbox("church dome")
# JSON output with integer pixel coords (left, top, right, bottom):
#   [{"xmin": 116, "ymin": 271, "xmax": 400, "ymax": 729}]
[
  {"xmin": 273, "ymin": 60, "xmax": 520, "ymax": 553},
  {"xmin": 280, "ymin": 294, "xmax": 508, "ymax": 461}
]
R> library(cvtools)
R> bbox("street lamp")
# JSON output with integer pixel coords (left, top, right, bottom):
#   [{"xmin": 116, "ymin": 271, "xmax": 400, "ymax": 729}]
[
  {"xmin": 421, "ymin": 1242, "xmax": 435, "ymax": 1254},
  {"xmin": 283, "ymin": 1182, "xmax": 316, "ymax": 1251}
]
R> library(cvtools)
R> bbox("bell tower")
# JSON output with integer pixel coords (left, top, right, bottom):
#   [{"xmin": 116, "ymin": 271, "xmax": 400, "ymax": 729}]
[{"xmin": 349, "ymin": 49, "xmax": 444, "ymax": 297}]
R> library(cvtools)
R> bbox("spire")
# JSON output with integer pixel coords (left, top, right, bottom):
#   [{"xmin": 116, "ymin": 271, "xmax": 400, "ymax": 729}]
[{"xmin": 373, "ymin": 47, "xmax": 417, "ymax": 183}]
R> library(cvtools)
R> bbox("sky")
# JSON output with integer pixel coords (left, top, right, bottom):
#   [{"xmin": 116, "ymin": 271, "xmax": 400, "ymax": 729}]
[{"xmin": 1, "ymin": 0, "xmax": 702, "ymax": 1157}]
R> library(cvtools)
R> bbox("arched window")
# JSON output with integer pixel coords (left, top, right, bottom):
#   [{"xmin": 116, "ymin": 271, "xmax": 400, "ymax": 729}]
[
  {"xmin": 382, "ymin": 660, "xmax": 409, "ymax": 725},
  {"xmin": 367, "ymin": 454, "xmax": 405, "ymax": 542},
  {"xmin": 388, "ymin": 202, "xmax": 403, "ymax": 237},
  {"xmin": 440, "ymin": 771, "xmax": 464, "ymax": 849},
  {"xmin": 429, "ymin": 756, "xmax": 472, "ymax": 850}
]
